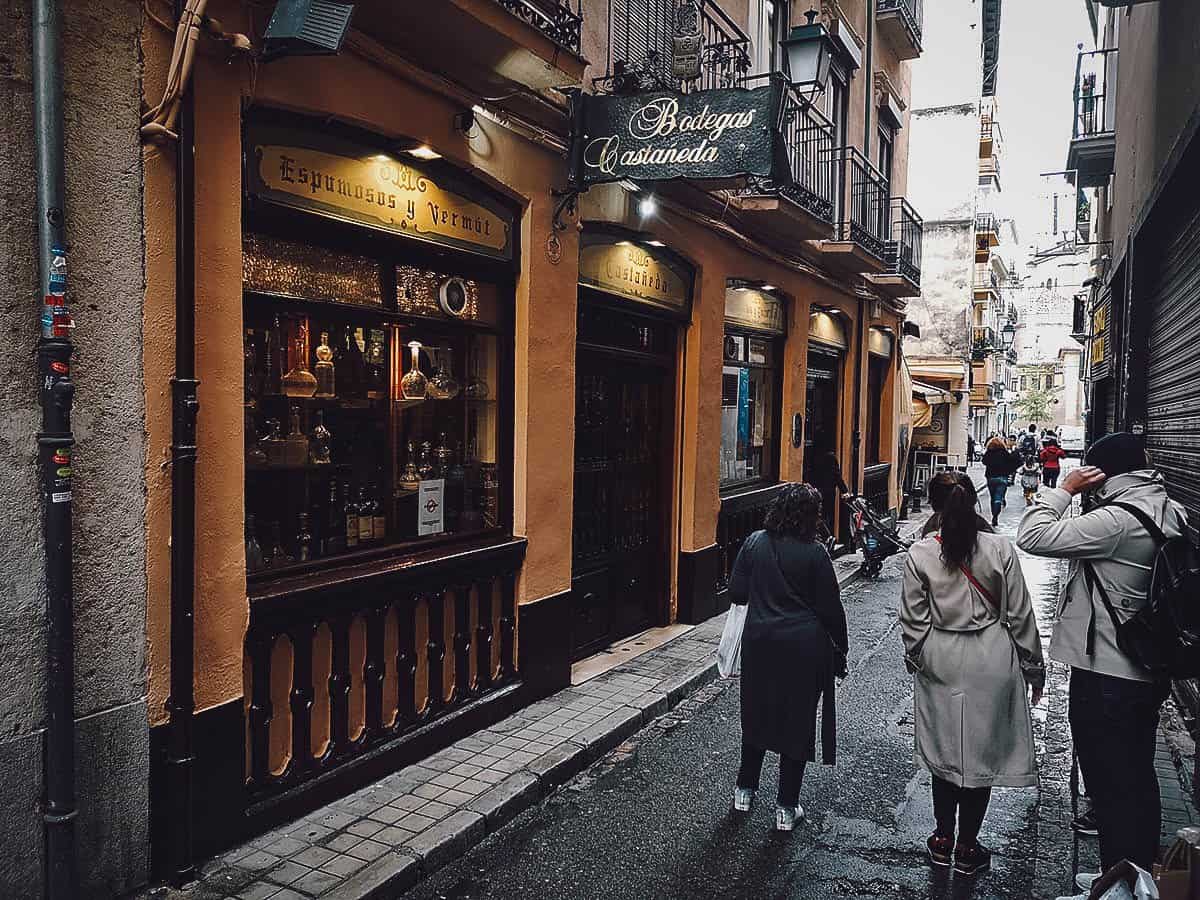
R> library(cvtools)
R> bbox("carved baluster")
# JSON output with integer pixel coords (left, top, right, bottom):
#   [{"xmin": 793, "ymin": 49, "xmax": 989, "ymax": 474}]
[
  {"xmin": 288, "ymin": 619, "xmax": 316, "ymax": 778},
  {"xmin": 328, "ymin": 612, "xmax": 352, "ymax": 755},
  {"xmin": 395, "ymin": 594, "xmax": 417, "ymax": 730},
  {"xmin": 450, "ymin": 585, "xmax": 473, "ymax": 705},
  {"xmin": 364, "ymin": 604, "xmax": 387, "ymax": 740},
  {"xmin": 474, "ymin": 577, "xmax": 494, "ymax": 694},
  {"xmin": 247, "ymin": 628, "xmax": 275, "ymax": 788},
  {"xmin": 425, "ymin": 591, "xmax": 446, "ymax": 718},
  {"xmin": 496, "ymin": 573, "xmax": 517, "ymax": 683}
]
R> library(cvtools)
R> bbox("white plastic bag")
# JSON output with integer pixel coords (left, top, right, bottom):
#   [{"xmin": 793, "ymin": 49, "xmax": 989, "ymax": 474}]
[
  {"xmin": 717, "ymin": 604, "xmax": 747, "ymax": 677},
  {"xmin": 1054, "ymin": 862, "xmax": 1159, "ymax": 900}
]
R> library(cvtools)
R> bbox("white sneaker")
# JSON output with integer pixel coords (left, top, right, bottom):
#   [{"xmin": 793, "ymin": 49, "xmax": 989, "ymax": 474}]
[
  {"xmin": 733, "ymin": 787, "xmax": 753, "ymax": 812},
  {"xmin": 775, "ymin": 804, "xmax": 804, "ymax": 831},
  {"xmin": 1075, "ymin": 872, "xmax": 1100, "ymax": 892}
]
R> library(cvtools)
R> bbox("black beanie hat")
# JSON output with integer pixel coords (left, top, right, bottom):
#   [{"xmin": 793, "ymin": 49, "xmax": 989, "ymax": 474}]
[{"xmin": 1085, "ymin": 432, "xmax": 1148, "ymax": 477}]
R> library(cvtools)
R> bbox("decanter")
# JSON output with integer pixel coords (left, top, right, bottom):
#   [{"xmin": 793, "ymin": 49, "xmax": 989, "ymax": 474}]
[
  {"xmin": 261, "ymin": 418, "xmax": 286, "ymax": 466},
  {"xmin": 434, "ymin": 432, "xmax": 453, "ymax": 477},
  {"xmin": 399, "ymin": 441, "xmax": 420, "ymax": 492},
  {"xmin": 418, "ymin": 440, "xmax": 434, "ymax": 479},
  {"xmin": 245, "ymin": 409, "xmax": 267, "ymax": 466},
  {"xmin": 245, "ymin": 515, "xmax": 265, "ymax": 573},
  {"xmin": 285, "ymin": 406, "xmax": 308, "ymax": 466},
  {"xmin": 313, "ymin": 331, "xmax": 335, "ymax": 397},
  {"xmin": 428, "ymin": 348, "xmax": 460, "ymax": 401},
  {"xmin": 309, "ymin": 409, "xmax": 332, "ymax": 465},
  {"xmin": 465, "ymin": 346, "xmax": 489, "ymax": 400},
  {"xmin": 400, "ymin": 340, "xmax": 428, "ymax": 400},
  {"xmin": 282, "ymin": 329, "xmax": 318, "ymax": 398},
  {"xmin": 296, "ymin": 513, "xmax": 313, "ymax": 562},
  {"xmin": 264, "ymin": 520, "xmax": 294, "ymax": 569}
]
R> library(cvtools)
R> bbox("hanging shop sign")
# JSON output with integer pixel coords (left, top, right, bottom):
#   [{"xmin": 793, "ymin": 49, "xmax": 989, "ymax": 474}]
[
  {"xmin": 245, "ymin": 121, "xmax": 515, "ymax": 261},
  {"xmin": 1091, "ymin": 293, "xmax": 1110, "ymax": 375},
  {"xmin": 578, "ymin": 232, "xmax": 694, "ymax": 316},
  {"xmin": 568, "ymin": 80, "xmax": 784, "ymax": 188},
  {"xmin": 724, "ymin": 287, "xmax": 786, "ymax": 336},
  {"xmin": 868, "ymin": 326, "xmax": 894, "ymax": 358}
]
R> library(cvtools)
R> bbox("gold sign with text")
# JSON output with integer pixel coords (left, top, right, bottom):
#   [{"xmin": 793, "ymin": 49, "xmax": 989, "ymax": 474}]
[
  {"xmin": 246, "ymin": 128, "xmax": 514, "ymax": 260},
  {"xmin": 724, "ymin": 288, "xmax": 785, "ymax": 336},
  {"xmin": 579, "ymin": 239, "xmax": 692, "ymax": 314}
]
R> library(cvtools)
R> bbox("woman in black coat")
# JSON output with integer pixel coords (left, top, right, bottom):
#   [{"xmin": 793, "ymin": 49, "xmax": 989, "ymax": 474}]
[{"xmin": 728, "ymin": 483, "xmax": 849, "ymax": 831}]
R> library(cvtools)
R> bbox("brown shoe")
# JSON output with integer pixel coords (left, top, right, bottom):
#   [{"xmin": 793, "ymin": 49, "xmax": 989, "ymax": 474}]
[
  {"xmin": 953, "ymin": 841, "xmax": 992, "ymax": 876},
  {"xmin": 926, "ymin": 833, "xmax": 953, "ymax": 868}
]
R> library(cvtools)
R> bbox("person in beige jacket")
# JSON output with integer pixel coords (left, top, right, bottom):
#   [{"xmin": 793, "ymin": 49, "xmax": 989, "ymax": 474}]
[{"xmin": 901, "ymin": 472, "xmax": 1045, "ymax": 876}]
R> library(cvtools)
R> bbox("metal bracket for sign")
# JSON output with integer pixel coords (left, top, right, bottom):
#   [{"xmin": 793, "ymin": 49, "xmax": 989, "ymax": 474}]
[{"xmin": 551, "ymin": 187, "xmax": 582, "ymax": 233}]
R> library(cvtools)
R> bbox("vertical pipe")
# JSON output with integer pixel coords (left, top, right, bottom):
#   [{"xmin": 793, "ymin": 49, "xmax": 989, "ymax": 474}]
[
  {"xmin": 166, "ymin": 0, "xmax": 199, "ymax": 884},
  {"xmin": 863, "ymin": 0, "xmax": 874, "ymax": 159},
  {"xmin": 31, "ymin": 1, "xmax": 77, "ymax": 897},
  {"xmin": 851, "ymin": 0, "xmax": 875, "ymax": 495}
]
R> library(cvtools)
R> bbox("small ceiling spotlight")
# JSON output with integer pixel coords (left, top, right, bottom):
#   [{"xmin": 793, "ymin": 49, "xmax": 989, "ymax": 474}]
[
  {"xmin": 638, "ymin": 195, "xmax": 658, "ymax": 218},
  {"xmin": 405, "ymin": 145, "xmax": 442, "ymax": 161},
  {"xmin": 760, "ymin": 284, "xmax": 777, "ymax": 291}
]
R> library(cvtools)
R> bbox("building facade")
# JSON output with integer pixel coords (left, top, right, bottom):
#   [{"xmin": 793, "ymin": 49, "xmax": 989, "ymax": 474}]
[{"xmin": 2, "ymin": 0, "xmax": 927, "ymax": 893}]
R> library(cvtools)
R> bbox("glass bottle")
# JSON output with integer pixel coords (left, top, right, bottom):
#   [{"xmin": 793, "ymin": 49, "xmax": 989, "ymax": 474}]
[
  {"xmin": 357, "ymin": 486, "xmax": 374, "ymax": 544},
  {"xmin": 265, "ymin": 521, "xmax": 294, "ymax": 569},
  {"xmin": 344, "ymin": 481, "xmax": 359, "ymax": 549},
  {"xmin": 245, "ymin": 515, "xmax": 265, "ymax": 573},
  {"xmin": 262, "ymin": 418, "xmax": 286, "ymax": 466},
  {"xmin": 418, "ymin": 440, "xmax": 434, "ymax": 479},
  {"xmin": 339, "ymin": 326, "xmax": 366, "ymax": 399},
  {"xmin": 370, "ymin": 484, "xmax": 387, "ymax": 540},
  {"xmin": 309, "ymin": 409, "xmax": 332, "ymax": 465},
  {"xmin": 244, "ymin": 329, "xmax": 258, "ymax": 406},
  {"xmin": 400, "ymin": 341, "xmax": 428, "ymax": 400},
  {"xmin": 465, "ymin": 346, "xmax": 489, "ymax": 400},
  {"xmin": 296, "ymin": 513, "xmax": 313, "ymax": 562},
  {"xmin": 365, "ymin": 328, "xmax": 387, "ymax": 397},
  {"xmin": 434, "ymin": 432, "xmax": 453, "ymax": 477},
  {"xmin": 428, "ymin": 348, "xmax": 460, "ymax": 401},
  {"xmin": 314, "ymin": 331, "xmax": 336, "ymax": 398},
  {"xmin": 245, "ymin": 409, "xmax": 267, "ymax": 467},
  {"xmin": 325, "ymin": 480, "xmax": 345, "ymax": 554},
  {"xmin": 399, "ymin": 441, "xmax": 420, "ymax": 492},
  {"xmin": 285, "ymin": 406, "xmax": 308, "ymax": 466},
  {"xmin": 265, "ymin": 314, "xmax": 282, "ymax": 395},
  {"xmin": 445, "ymin": 444, "xmax": 465, "ymax": 534},
  {"xmin": 282, "ymin": 328, "xmax": 318, "ymax": 398}
]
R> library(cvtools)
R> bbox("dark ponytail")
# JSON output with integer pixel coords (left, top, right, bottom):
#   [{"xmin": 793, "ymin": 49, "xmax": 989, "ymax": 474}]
[{"xmin": 937, "ymin": 482, "xmax": 980, "ymax": 567}]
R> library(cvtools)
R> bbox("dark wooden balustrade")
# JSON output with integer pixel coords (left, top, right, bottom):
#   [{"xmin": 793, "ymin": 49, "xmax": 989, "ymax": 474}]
[
  {"xmin": 716, "ymin": 484, "xmax": 784, "ymax": 592},
  {"xmin": 245, "ymin": 538, "xmax": 526, "ymax": 798}
]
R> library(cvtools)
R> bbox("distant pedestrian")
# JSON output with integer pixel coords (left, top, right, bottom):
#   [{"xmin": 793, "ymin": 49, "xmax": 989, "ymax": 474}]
[
  {"xmin": 807, "ymin": 430, "xmax": 848, "ymax": 537},
  {"xmin": 1019, "ymin": 424, "xmax": 1039, "ymax": 463},
  {"xmin": 1039, "ymin": 437, "xmax": 1066, "ymax": 488},
  {"xmin": 1017, "ymin": 433, "xmax": 1188, "ymax": 882},
  {"xmin": 728, "ymin": 483, "xmax": 848, "ymax": 832},
  {"xmin": 901, "ymin": 472, "xmax": 1045, "ymax": 876},
  {"xmin": 980, "ymin": 436, "xmax": 1020, "ymax": 526},
  {"xmin": 966, "ymin": 434, "xmax": 977, "ymax": 464},
  {"xmin": 1019, "ymin": 457, "xmax": 1041, "ymax": 506}
]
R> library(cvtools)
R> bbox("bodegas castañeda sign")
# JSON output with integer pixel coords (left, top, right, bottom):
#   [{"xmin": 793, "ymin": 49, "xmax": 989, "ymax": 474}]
[{"xmin": 568, "ymin": 80, "xmax": 784, "ymax": 188}]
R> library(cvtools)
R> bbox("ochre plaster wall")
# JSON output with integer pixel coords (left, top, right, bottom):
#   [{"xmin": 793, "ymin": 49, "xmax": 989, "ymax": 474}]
[{"xmin": 143, "ymin": 3, "xmax": 579, "ymax": 719}]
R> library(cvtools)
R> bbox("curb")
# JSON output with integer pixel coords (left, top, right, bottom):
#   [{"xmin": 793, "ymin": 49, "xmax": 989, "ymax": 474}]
[{"xmin": 325, "ymin": 555, "xmax": 876, "ymax": 899}]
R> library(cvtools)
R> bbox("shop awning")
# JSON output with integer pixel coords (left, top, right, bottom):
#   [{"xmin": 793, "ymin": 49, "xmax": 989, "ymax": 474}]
[
  {"xmin": 908, "ymin": 358, "xmax": 968, "ymax": 389},
  {"xmin": 912, "ymin": 380, "xmax": 952, "ymax": 429}
]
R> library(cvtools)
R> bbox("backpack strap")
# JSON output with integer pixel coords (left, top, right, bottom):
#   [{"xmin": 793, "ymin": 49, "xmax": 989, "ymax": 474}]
[
  {"xmin": 1082, "ymin": 560, "xmax": 1125, "ymax": 657},
  {"xmin": 1104, "ymin": 500, "xmax": 1169, "ymax": 546}
]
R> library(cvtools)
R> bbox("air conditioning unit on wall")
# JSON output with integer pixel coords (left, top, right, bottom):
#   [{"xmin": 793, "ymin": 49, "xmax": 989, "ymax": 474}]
[{"xmin": 1096, "ymin": 0, "xmax": 1158, "ymax": 6}]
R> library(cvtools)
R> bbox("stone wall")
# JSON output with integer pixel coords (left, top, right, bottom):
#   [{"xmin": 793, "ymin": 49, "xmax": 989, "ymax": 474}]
[{"xmin": 0, "ymin": 0, "xmax": 148, "ymax": 895}]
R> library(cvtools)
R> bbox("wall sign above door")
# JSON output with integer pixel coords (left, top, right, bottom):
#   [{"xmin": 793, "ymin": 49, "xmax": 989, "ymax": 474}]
[
  {"xmin": 245, "ymin": 120, "xmax": 515, "ymax": 261},
  {"xmin": 578, "ymin": 231, "xmax": 694, "ymax": 318},
  {"xmin": 568, "ymin": 80, "xmax": 784, "ymax": 188}
]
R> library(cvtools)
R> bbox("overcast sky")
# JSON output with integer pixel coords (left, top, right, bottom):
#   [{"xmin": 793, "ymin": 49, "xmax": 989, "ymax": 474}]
[{"xmin": 993, "ymin": 0, "xmax": 1095, "ymax": 268}]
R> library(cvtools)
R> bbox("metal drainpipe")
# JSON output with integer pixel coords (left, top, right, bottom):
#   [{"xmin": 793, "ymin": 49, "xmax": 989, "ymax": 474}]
[
  {"xmin": 167, "ymin": 0, "xmax": 200, "ymax": 884},
  {"xmin": 852, "ymin": 0, "xmax": 875, "ymax": 494},
  {"xmin": 31, "ymin": 1, "xmax": 78, "ymax": 897}
]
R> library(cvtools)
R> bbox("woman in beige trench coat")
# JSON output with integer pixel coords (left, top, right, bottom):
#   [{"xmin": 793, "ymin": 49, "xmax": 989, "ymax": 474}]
[{"xmin": 900, "ymin": 472, "xmax": 1045, "ymax": 876}]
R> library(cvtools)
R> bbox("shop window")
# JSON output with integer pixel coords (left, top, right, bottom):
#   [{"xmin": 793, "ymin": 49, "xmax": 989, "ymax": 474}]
[
  {"xmin": 720, "ymin": 334, "xmax": 781, "ymax": 489},
  {"xmin": 242, "ymin": 233, "xmax": 509, "ymax": 578},
  {"xmin": 866, "ymin": 355, "xmax": 889, "ymax": 465}
]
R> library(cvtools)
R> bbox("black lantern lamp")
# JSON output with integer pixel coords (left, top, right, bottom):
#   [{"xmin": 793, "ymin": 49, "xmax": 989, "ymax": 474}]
[
  {"xmin": 1001, "ymin": 321, "xmax": 1016, "ymax": 350},
  {"xmin": 781, "ymin": 9, "xmax": 836, "ymax": 99},
  {"xmin": 262, "ymin": 0, "xmax": 355, "ymax": 61}
]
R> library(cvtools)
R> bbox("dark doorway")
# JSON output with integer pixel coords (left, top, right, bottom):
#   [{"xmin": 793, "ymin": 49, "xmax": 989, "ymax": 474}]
[
  {"xmin": 804, "ymin": 345, "xmax": 844, "ymax": 540},
  {"xmin": 571, "ymin": 299, "xmax": 676, "ymax": 660}
]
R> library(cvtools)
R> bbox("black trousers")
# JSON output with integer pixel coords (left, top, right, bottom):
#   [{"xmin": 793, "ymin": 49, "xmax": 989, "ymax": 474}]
[
  {"xmin": 1042, "ymin": 468, "xmax": 1060, "ymax": 488},
  {"xmin": 931, "ymin": 776, "xmax": 991, "ymax": 845},
  {"xmin": 1069, "ymin": 667, "xmax": 1169, "ymax": 871},
  {"xmin": 737, "ymin": 742, "xmax": 806, "ymax": 808}
]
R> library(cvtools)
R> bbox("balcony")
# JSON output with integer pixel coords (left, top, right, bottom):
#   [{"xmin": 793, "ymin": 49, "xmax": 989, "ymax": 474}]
[
  {"xmin": 979, "ymin": 114, "xmax": 1002, "ymax": 158},
  {"xmin": 361, "ymin": 0, "xmax": 585, "ymax": 127},
  {"xmin": 816, "ymin": 147, "xmax": 890, "ymax": 273},
  {"xmin": 876, "ymin": 0, "xmax": 923, "ymax": 61},
  {"xmin": 973, "ymin": 264, "xmax": 1000, "ymax": 302},
  {"xmin": 1067, "ymin": 48, "xmax": 1117, "ymax": 188},
  {"xmin": 865, "ymin": 198, "xmax": 923, "ymax": 299},
  {"xmin": 693, "ymin": 0, "xmax": 753, "ymax": 91},
  {"xmin": 972, "ymin": 325, "xmax": 997, "ymax": 360},
  {"xmin": 979, "ymin": 154, "xmax": 1001, "ymax": 189},
  {"xmin": 975, "ymin": 212, "xmax": 999, "ymax": 261},
  {"xmin": 730, "ymin": 84, "xmax": 836, "ymax": 242}
]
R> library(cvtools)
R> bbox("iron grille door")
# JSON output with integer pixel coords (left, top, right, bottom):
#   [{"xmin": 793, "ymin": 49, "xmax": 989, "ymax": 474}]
[{"xmin": 1145, "ymin": 203, "xmax": 1200, "ymax": 535}]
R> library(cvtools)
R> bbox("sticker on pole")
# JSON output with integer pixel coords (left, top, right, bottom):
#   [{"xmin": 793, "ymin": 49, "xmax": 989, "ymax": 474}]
[{"xmin": 51, "ymin": 491, "xmax": 71, "ymax": 503}]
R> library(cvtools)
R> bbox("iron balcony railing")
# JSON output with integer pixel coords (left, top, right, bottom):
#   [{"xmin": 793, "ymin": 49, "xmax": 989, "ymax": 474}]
[
  {"xmin": 972, "ymin": 325, "xmax": 997, "ymax": 356},
  {"xmin": 877, "ymin": 0, "xmax": 924, "ymax": 44},
  {"xmin": 980, "ymin": 116, "xmax": 1002, "ymax": 148},
  {"xmin": 979, "ymin": 154, "xmax": 1001, "ymax": 184},
  {"xmin": 975, "ymin": 211, "xmax": 998, "ymax": 236},
  {"xmin": 496, "ymin": 0, "xmax": 583, "ymax": 54},
  {"xmin": 882, "ymin": 197, "xmax": 923, "ymax": 285},
  {"xmin": 832, "ymin": 147, "xmax": 890, "ymax": 260},
  {"xmin": 973, "ymin": 264, "xmax": 999, "ymax": 293},
  {"xmin": 1073, "ymin": 47, "xmax": 1117, "ymax": 139},
  {"xmin": 694, "ymin": 0, "xmax": 752, "ymax": 91}
]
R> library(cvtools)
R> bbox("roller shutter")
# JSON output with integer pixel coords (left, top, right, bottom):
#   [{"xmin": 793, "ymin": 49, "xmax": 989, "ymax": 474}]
[{"xmin": 1145, "ymin": 203, "xmax": 1200, "ymax": 535}]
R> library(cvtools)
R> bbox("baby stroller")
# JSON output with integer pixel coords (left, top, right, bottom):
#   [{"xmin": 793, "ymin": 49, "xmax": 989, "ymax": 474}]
[{"xmin": 844, "ymin": 495, "xmax": 911, "ymax": 578}]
